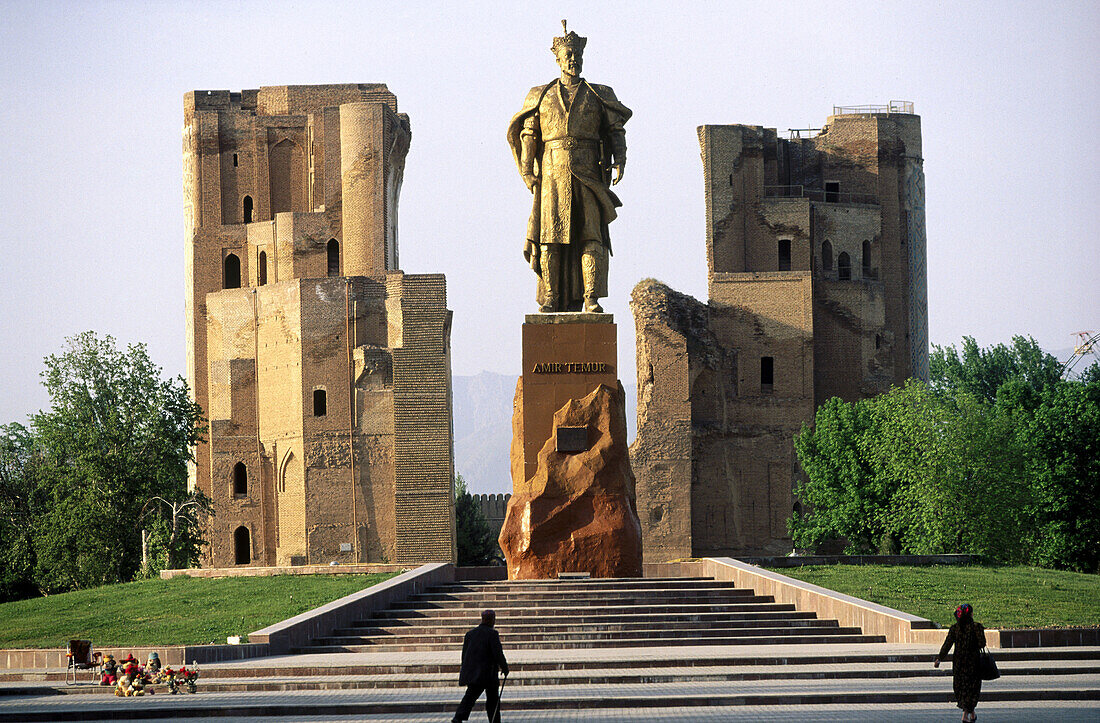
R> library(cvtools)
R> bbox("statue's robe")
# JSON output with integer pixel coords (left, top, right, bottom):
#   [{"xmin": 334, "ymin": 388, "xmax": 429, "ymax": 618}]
[{"xmin": 507, "ymin": 79, "xmax": 631, "ymax": 309}]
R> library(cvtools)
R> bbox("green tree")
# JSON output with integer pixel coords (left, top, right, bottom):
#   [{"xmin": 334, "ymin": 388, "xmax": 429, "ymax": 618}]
[
  {"xmin": 796, "ymin": 335, "xmax": 1097, "ymax": 570},
  {"xmin": 454, "ymin": 474, "xmax": 496, "ymax": 566},
  {"xmin": 1023, "ymin": 380, "xmax": 1100, "ymax": 572},
  {"xmin": 886, "ymin": 388, "xmax": 1029, "ymax": 561},
  {"xmin": 140, "ymin": 493, "xmax": 214, "ymax": 574},
  {"xmin": 1077, "ymin": 361, "xmax": 1100, "ymax": 386},
  {"xmin": 790, "ymin": 396, "xmax": 882, "ymax": 553},
  {"xmin": 793, "ymin": 380, "xmax": 1030, "ymax": 562},
  {"xmin": 930, "ymin": 335, "xmax": 1062, "ymax": 404},
  {"xmin": 27, "ymin": 332, "xmax": 206, "ymax": 592},
  {"xmin": 0, "ymin": 423, "xmax": 44, "ymax": 601}
]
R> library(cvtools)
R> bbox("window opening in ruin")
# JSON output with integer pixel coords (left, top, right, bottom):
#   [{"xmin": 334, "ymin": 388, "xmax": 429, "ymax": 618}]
[
  {"xmin": 822, "ymin": 240, "xmax": 833, "ymax": 272},
  {"xmin": 327, "ymin": 239, "xmax": 340, "ymax": 277},
  {"xmin": 233, "ymin": 526, "xmax": 250, "ymax": 565},
  {"xmin": 825, "ymin": 181, "xmax": 840, "ymax": 203},
  {"xmin": 233, "ymin": 462, "xmax": 247, "ymax": 496},
  {"xmin": 778, "ymin": 239, "xmax": 791, "ymax": 271},
  {"xmin": 837, "ymin": 252, "xmax": 851, "ymax": 280},
  {"xmin": 243, "ymin": 195, "xmax": 253, "ymax": 223},
  {"xmin": 232, "ymin": 153, "xmax": 238, "ymax": 168},
  {"xmin": 223, "ymin": 253, "xmax": 241, "ymax": 289},
  {"xmin": 862, "ymin": 240, "xmax": 871, "ymax": 277},
  {"xmin": 876, "ymin": 334, "xmax": 882, "ymax": 350},
  {"xmin": 258, "ymin": 251, "xmax": 267, "ymax": 286},
  {"xmin": 760, "ymin": 356, "xmax": 774, "ymax": 393},
  {"xmin": 313, "ymin": 389, "xmax": 327, "ymax": 417}
]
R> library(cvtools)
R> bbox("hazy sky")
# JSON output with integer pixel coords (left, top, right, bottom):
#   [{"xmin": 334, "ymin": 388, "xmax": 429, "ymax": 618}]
[{"xmin": 1, "ymin": 0, "xmax": 1097, "ymax": 424}]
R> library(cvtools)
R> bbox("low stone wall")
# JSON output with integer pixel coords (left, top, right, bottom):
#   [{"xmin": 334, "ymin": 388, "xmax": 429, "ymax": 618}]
[
  {"xmin": 650, "ymin": 558, "xmax": 1100, "ymax": 648},
  {"xmin": 1, "ymin": 643, "xmax": 268, "ymax": 670},
  {"xmin": 160, "ymin": 563, "xmax": 412, "ymax": 579},
  {"xmin": 248, "ymin": 563, "xmax": 455, "ymax": 655},
  {"xmin": 741, "ymin": 554, "xmax": 980, "ymax": 568},
  {"xmin": 990, "ymin": 628, "xmax": 1100, "ymax": 648},
  {"xmin": 647, "ymin": 557, "xmax": 947, "ymax": 645},
  {"xmin": 455, "ymin": 566, "xmax": 508, "ymax": 581}
]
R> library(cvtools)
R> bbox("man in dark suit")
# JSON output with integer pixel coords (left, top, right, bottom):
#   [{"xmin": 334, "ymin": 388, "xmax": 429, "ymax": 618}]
[{"xmin": 451, "ymin": 609, "xmax": 509, "ymax": 723}]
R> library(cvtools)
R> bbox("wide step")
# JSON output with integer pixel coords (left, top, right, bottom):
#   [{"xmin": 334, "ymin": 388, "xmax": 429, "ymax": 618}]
[
  {"xmin": 297, "ymin": 633, "xmax": 887, "ymax": 653},
  {"xmin": 337, "ymin": 614, "xmax": 824, "ymax": 636}
]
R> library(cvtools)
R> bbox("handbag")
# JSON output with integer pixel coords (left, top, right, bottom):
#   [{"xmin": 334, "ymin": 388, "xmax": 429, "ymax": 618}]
[{"xmin": 978, "ymin": 647, "xmax": 1000, "ymax": 681}]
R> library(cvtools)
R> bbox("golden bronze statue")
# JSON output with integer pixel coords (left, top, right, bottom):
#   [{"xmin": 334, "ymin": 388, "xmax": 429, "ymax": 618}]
[{"xmin": 507, "ymin": 21, "xmax": 632, "ymax": 313}]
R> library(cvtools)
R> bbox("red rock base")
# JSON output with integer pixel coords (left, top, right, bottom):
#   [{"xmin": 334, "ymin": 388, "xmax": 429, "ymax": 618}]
[{"xmin": 499, "ymin": 382, "xmax": 643, "ymax": 579}]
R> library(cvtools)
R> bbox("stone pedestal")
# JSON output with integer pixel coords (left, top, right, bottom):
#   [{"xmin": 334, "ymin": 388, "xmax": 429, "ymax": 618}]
[
  {"xmin": 518, "ymin": 313, "xmax": 617, "ymax": 483},
  {"xmin": 499, "ymin": 314, "xmax": 643, "ymax": 579}
]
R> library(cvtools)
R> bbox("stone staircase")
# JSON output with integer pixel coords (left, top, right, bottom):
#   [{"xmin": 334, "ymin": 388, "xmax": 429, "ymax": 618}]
[{"xmin": 297, "ymin": 577, "xmax": 886, "ymax": 654}]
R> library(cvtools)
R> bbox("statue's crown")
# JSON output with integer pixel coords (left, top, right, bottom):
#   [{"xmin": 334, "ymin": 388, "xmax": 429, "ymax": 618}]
[{"xmin": 551, "ymin": 19, "xmax": 586, "ymax": 53}]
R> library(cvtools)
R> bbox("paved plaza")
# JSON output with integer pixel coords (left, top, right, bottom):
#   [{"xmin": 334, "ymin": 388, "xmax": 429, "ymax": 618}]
[
  {"xmin": 182, "ymin": 702, "xmax": 1100, "ymax": 722},
  {"xmin": 1, "ymin": 689, "xmax": 1098, "ymax": 722}
]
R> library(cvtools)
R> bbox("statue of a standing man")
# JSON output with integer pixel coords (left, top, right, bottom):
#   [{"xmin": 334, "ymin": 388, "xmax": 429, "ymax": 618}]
[{"xmin": 507, "ymin": 21, "xmax": 632, "ymax": 313}]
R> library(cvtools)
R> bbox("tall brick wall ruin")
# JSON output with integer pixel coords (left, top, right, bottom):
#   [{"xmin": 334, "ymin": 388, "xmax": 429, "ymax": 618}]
[
  {"xmin": 632, "ymin": 107, "xmax": 926, "ymax": 561},
  {"xmin": 184, "ymin": 85, "xmax": 455, "ymax": 568}
]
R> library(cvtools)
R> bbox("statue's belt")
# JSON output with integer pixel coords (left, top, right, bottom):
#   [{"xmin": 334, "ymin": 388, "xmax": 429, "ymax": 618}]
[{"xmin": 543, "ymin": 138, "xmax": 599, "ymax": 150}]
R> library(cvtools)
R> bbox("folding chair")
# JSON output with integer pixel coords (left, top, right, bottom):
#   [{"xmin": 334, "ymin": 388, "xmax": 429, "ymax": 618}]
[{"xmin": 65, "ymin": 640, "xmax": 102, "ymax": 685}]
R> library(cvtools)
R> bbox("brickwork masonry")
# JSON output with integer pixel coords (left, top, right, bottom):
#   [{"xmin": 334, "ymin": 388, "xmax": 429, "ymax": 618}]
[
  {"xmin": 184, "ymin": 85, "xmax": 454, "ymax": 569},
  {"xmin": 633, "ymin": 108, "xmax": 926, "ymax": 561}
]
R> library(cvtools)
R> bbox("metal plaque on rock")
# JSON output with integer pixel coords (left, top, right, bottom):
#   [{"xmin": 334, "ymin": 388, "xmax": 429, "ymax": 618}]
[{"xmin": 556, "ymin": 426, "xmax": 589, "ymax": 453}]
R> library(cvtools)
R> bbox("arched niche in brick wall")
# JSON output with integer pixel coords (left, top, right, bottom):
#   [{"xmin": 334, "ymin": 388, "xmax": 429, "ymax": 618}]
[
  {"xmin": 268, "ymin": 138, "xmax": 305, "ymax": 215},
  {"xmin": 233, "ymin": 525, "xmax": 251, "ymax": 565},
  {"xmin": 223, "ymin": 253, "xmax": 241, "ymax": 289}
]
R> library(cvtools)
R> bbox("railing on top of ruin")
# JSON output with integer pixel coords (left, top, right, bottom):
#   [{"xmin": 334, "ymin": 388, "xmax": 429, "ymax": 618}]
[
  {"xmin": 788, "ymin": 128, "xmax": 822, "ymax": 140},
  {"xmin": 832, "ymin": 101, "xmax": 915, "ymax": 116},
  {"xmin": 764, "ymin": 185, "xmax": 878, "ymax": 205}
]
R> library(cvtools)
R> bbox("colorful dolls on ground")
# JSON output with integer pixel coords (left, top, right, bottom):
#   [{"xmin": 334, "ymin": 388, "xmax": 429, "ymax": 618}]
[
  {"xmin": 120, "ymin": 653, "xmax": 140, "ymax": 678},
  {"xmin": 146, "ymin": 652, "xmax": 162, "ymax": 680},
  {"xmin": 129, "ymin": 672, "xmax": 147, "ymax": 696},
  {"xmin": 122, "ymin": 658, "xmax": 141, "ymax": 684},
  {"xmin": 114, "ymin": 673, "xmax": 132, "ymax": 696},
  {"xmin": 112, "ymin": 653, "xmax": 155, "ymax": 696},
  {"xmin": 100, "ymin": 654, "xmax": 118, "ymax": 686}
]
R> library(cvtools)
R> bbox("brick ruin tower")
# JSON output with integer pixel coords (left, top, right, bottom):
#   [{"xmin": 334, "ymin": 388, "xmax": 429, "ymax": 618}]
[
  {"xmin": 631, "ymin": 103, "xmax": 927, "ymax": 562},
  {"xmin": 183, "ymin": 85, "xmax": 456, "ymax": 568}
]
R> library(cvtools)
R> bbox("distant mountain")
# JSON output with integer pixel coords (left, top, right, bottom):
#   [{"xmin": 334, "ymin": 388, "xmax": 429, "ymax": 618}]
[
  {"xmin": 452, "ymin": 371, "xmax": 637, "ymax": 495},
  {"xmin": 452, "ymin": 372, "xmax": 516, "ymax": 495}
]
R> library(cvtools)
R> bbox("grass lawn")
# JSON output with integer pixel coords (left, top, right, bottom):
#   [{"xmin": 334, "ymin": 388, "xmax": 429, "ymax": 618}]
[
  {"xmin": 0, "ymin": 572, "xmax": 399, "ymax": 649},
  {"xmin": 768, "ymin": 565, "xmax": 1100, "ymax": 629}
]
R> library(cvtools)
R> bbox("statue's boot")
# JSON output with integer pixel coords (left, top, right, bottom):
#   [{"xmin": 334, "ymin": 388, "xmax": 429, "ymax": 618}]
[
  {"xmin": 539, "ymin": 244, "xmax": 561, "ymax": 312},
  {"xmin": 581, "ymin": 242, "xmax": 604, "ymax": 313}
]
